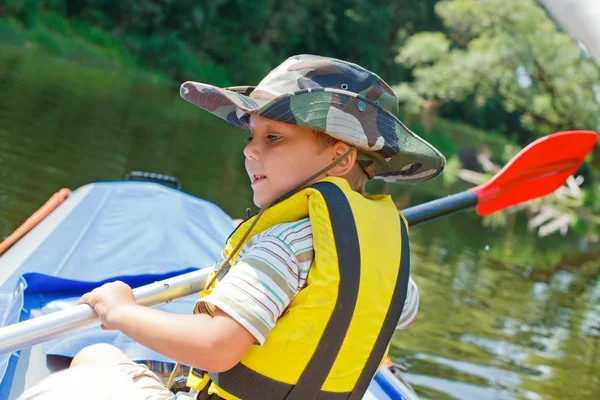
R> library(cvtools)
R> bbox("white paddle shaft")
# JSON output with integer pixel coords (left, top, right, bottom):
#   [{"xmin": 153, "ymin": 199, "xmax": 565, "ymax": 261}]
[{"xmin": 0, "ymin": 269, "xmax": 210, "ymax": 355}]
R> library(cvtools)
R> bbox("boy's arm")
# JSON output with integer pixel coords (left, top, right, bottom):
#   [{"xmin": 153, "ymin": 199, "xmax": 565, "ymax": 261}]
[{"xmin": 79, "ymin": 281, "xmax": 255, "ymax": 373}]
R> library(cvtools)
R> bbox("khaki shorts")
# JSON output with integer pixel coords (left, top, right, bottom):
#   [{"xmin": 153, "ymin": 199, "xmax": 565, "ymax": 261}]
[{"xmin": 16, "ymin": 361, "xmax": 194, "ymax": 400}]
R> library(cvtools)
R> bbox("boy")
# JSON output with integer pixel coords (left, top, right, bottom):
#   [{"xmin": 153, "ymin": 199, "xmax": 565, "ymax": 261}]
[{"xmin": 18, "ymin": 55, "xmax": 444, "ymax": 400}]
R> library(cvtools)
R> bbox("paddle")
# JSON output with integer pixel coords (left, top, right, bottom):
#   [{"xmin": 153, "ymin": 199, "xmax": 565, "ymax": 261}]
[
  {"xmin": 0, "ymin": 130, "xmax": 597, "ymax": 355},
  {"xmin": 403, "ymin": 130, "xmax": 598, "ymax": 225}
]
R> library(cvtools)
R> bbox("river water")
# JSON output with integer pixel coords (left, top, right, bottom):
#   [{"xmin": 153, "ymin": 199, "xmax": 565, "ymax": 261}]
[{"xmin": 1, "ymin": 48, "xmax": 599, "ymax": 400}]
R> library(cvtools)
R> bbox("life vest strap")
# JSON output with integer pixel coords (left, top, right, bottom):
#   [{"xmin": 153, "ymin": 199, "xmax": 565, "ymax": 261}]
[
  {"xmin": 207, "ymin": 364, "xmax": 352, "ymax": 400},
  {"xmin": 187, "ymin": 367, "xmax": 211, "ymax": 392},
  {"xmin": 284, "ymin": 182, "xmax": 361, "ymax": 400},
  {"xmin": 348, "ymin": 216, "xmax": 411, "ymax": 399},
  {"xmin": 208, "ymin": 364, "xmax": 291, "ymax": 399}
]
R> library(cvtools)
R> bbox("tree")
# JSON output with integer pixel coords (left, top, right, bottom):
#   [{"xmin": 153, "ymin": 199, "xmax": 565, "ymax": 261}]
[{"xmin": 394, "ymin": 0, "xmax": 600, "ymax": 137}]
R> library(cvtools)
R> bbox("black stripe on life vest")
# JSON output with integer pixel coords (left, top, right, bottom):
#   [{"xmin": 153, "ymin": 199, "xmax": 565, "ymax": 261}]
[
  {"xmin": 285, "ymin": 182, "xmax": 361, "ymax": 400},
  {"xmin": 208, "ymin": 363, "xmax": 292, "ymax": 399},
  {"xmin": 207, "ymin": 363, "xmax": 353, "ymax": 400},
  {"xmin": 347, "ymin": 215, "xmax": 411, "ymax": 400}
]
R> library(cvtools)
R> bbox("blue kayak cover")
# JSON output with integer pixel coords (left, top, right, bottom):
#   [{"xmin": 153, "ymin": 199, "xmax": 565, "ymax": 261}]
[{"xmin": 0, "ymin": 182, "xmax": 235, "ymax": 397}]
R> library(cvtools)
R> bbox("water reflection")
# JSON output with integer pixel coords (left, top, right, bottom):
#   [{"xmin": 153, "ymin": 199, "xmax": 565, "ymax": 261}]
[
  {"xmin": 0, "ymin": 47, "xmax": 253, "ymax": 240},
  {"xmin": 1, "ymin": 47, "xmax": 599, "ymax": 399},
  {"xmin": 393, "ymin": 227, "xmax": 600, "ymax": 399}
]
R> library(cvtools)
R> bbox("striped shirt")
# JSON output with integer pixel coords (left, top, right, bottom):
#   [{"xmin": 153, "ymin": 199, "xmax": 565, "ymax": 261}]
[{"xmin": 199, "ymin": 218, "xmax": 419, "ymax": 345}]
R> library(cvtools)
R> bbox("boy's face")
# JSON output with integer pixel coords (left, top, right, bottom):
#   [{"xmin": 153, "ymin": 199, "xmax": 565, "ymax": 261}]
[{"xmin": 244, "ymin": 116, "xmax": 334, "ymax": 208}]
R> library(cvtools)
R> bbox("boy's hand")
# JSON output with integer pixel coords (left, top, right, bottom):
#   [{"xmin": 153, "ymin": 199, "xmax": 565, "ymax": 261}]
[{"xmin": 79, "ymin": 281, "xmax": 137, "ymax": 330}]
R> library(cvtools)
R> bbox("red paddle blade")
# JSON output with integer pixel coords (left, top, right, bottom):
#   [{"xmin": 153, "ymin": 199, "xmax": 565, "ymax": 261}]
[{"xmin": 470, "ymin": 130, "xmax": 598, "ymax": 216}]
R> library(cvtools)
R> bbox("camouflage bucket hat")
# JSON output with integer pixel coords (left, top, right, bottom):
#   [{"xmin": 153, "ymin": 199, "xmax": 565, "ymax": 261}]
[{"xmin": 180, "ymin": 54, "xmax": 445, "ymax": 183}]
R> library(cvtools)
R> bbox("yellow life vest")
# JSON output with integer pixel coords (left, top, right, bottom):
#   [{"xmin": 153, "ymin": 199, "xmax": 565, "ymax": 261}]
[{"xmin": 187, "ymin": 177, "xmax": 411, "ymax": 399}]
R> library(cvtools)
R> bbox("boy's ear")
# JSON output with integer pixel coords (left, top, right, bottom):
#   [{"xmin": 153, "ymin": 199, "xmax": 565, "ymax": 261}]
[{"xmin": 326, "ymin": 142, "xmax": 357, "ymax": 177}]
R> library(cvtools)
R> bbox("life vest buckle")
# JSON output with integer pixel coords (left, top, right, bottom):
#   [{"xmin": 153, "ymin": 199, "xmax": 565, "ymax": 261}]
[{"xmin": 187, "ymin": 367, "xmax": 211, "ymax": 392}]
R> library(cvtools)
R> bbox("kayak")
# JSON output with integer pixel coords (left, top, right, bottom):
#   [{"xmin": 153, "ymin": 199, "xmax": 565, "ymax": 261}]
[{"xmin": 0, "ymin": 177, "xmax": 419, "ymax": 400}]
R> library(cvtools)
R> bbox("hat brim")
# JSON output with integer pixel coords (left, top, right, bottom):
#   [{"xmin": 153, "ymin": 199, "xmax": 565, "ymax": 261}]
[{"xmin": 181, "ymin": 81, "xmax": 445, "ymax": 184}]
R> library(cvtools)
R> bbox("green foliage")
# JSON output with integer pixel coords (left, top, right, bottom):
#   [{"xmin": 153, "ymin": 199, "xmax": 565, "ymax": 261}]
[
  {"xmin": 0, "ymin": 12, "xmax": 171, "ymax": 84},
  {"xmin": 1, "ymin": 0, "xmax": 445, "ymax": 86},
  {"xmin": 395, "ymin": 0, "xmax": 600, "ymax": 136},
  {"xmin": 5, "ymin": 0, "xmax": 590, "ymax": 144},
  {"xmin": 5, "ymin": 0, "xmax": 532, "ymax": 142}
]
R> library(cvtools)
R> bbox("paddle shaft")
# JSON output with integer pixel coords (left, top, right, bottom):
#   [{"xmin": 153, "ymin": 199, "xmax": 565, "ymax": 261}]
[
  {"xmin": 402, "ymin": 191, "xmax": 478, "ymax": 226},
  {"xmin": 0, "ymin": 269, "xmax": 210, "ymax": 355}
]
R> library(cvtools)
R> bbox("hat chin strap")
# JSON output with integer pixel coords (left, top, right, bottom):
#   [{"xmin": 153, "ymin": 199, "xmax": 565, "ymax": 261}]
[{"xmin": 205, "ymin": 146, "xmax": 356, "ymax": 289}]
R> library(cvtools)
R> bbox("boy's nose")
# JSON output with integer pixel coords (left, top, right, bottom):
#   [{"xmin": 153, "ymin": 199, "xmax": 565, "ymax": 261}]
[{"xmin": 243, "ymin": 141, "xmax": 260, "ymax": 161}]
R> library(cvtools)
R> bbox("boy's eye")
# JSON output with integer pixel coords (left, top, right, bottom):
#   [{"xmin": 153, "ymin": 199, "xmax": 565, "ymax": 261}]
[
  {"xmin": 245, "ymin": 136, "xmax": 253, "ymax": 143},
  {"xmin": 266, "ymin": 134, "xmax": 281, "ymax": 142}
]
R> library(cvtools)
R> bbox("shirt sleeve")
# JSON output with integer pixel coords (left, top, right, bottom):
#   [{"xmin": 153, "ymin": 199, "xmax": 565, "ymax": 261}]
[
  {"xmin": 396, "ymin": 277, "xmax": 419, "ymax": 330},
  {"xmin": 197, "ymin": 235, "xmax": 311, "ymax": 345}
]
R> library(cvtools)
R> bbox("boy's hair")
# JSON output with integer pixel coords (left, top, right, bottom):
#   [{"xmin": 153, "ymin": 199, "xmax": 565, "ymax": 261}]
[{"xmin": 312, "ymin": 130, "xmax": 368, "ymax": 193}]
